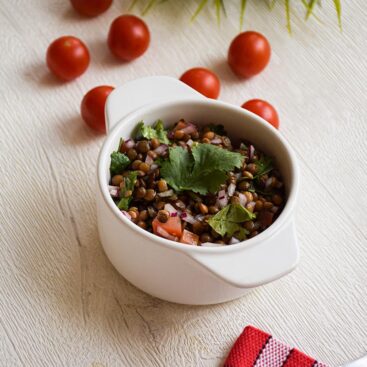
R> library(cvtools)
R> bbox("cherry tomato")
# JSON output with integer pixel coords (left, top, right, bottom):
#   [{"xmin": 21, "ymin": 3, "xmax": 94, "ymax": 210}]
[
  {"xmin": 81, "ymin": 86, "xmax": 114, "ymax": 133},
  {"xmin": 70, "ymin": 0, "xmax": 112, "ymax": 17},
  {"xmin": 179, "ymin": 67, "xmax": 220, "ymax": 99},
  {"xmin": 228, "ymin": 31, "xmax": 271, "ymax": 78},
  {"xmin": 46, "ymin": 36, "xmax": 90, "ymax": 81},
  {"xmin": 241, "ymin": 99, "xmax": 279, "ymax": 129},
  {"xmin": 107, "ymin": 15, "xmax": 150, "ymax": 61}
]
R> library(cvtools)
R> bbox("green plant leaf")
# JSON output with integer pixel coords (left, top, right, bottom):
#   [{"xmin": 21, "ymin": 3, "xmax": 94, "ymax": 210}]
[
  {"xmin": 333, "ymin": 0, "xmax": 342, "ymax": 31},
  {"xmin": 129, "ymin": 0, "xmax": 139, "ymax": 11},
  {"xmin": 142, "ymin": 0, "xmax": 157, "ymax": 15},
  {"xmin": 254, "ymin": 155, "xmax": 274, "ymax": 178},
  {"xmin": 135, "ymin": 120, "xmax": 170, "ymax": 144},
  {"xmin": 305, "ymin": 0, "xmax": 317, "ymax": 20},
  {"xmin": 110, "ymin": 152, "xmax": 130, "ymax": 176},
  {"xmin": 117, "ymin": 171, "xmax": 138, "ymax": 210},
  {"xmin": 214, "ymin": 0, "xmax": 223, "ymax": 25},
  {"xmin": 269, "ymin": 0, "xmax": 277, "ymax": 10},
  {"xmin": 191, "ymin": 0, "xmax": 208, "ymax": 21},
  {"xmin": 239, "ymin": 0, "xmax": 247, "ymax": 30},
  {"xmin": 285, "ymin": 0, "xmax": 291, "ymax": 33},
  {"xmin": 160, "ymin": 144, "xmax": 244, "ymax": 195},
  {"xmin": 208, "ymin": 204, "xmax": 256, "ymax": 240}
]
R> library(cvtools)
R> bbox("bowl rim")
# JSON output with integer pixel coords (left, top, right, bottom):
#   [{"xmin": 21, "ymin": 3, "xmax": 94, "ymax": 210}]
[{"xmin": 97, "ymin": 98, "xmax": 299, "ymax": 254}]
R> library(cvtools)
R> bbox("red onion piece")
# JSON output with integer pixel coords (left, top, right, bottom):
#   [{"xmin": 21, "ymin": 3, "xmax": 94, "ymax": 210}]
[
  {"xmin": 249, "ymin": 144, "xmax": 255, "ymax": 161},
  {"xmin": 148, "ymin": 206, "xmax": 156, "ymax": 217},
  {"xmin": 271, "ymin": 206, "xmax": 279, "ymax": 213},
  {"xmin": 164, "ymin": 203, "xmax": 177, "ymax": 215},
  {"xmin": 211, "ymin": 138, "xmax": 222, "ymax": 145},
  {"xmin": 156, "ymin": 226, "xmax": 178, "ymax": 241},
  {"xmin": 265, "ymin": 177, "xmax": 273, "ymax": 189},
  {"xmin": 121, "ymin": 211, "xmax": 131, "ymax": 220},
  {"xmin": 170, "ymin": 212, "xmax": 178, "ymax": 217},
  {"xmin": 108, "ymin": 185, "xmax": 120, "ymax": 198},
  {"xmin": 125, "ymin": 139, "xmax": 135, "ymax": 149},
  {"xmin": 181, "ymin": 123, "xmax": 197, "ymax": 135},
  {"xmin": 154, "ymin": 144, "xmax": 168, "ymax": 155},
  {"xmin": 246, "ymin": 201, "xmax": 256, "ymax": 211},
  {"xmin": 229, "ymin": 237, "xmax": 240, "ymax": 244},
  {"xmin": 186, "ymin": 139, "xmax": 193, "ymax": 147},
  {"xmin": 174, "ymin": 201, "xmax": 186, "ymax": 210},
  {"xmin": 217, "ymin": 190, "xmax": 228, "ymax": 208},
  {"xmin": 227, "ymin": 183, "xmax": 236, "ymax": 197},
  {"xmin": 181, "ymin": 212, "xmax": 197, "ymax": 225},
  {"xmin": 145, "ymin": 154, "xmax": 154, "ymax": 165},
  {"xmin": 194, "ymin": 214, "xmax": 205, "ymax": 222},
  {"xmin": 150, "ymin": 163, "xmax": 158, "ymax": 171},
  {"xmin": 238, "ymin": 193, "xmax": 247, "ymax": 206},
  {"xmin": 158, "ymin": 189, "xmax": 174, "ymax": 198}
]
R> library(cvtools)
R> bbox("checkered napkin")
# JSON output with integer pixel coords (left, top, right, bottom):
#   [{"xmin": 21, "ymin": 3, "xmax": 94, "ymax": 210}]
[{"xmin": 224, "ymin": 326, "xmax": 328, "ymax": 367}]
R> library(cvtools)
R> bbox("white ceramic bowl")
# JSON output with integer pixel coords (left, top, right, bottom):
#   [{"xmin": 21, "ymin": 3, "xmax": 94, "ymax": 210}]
[{"xmin": 97, "ymin": 76, "xmax": 299, "ymax": 305}]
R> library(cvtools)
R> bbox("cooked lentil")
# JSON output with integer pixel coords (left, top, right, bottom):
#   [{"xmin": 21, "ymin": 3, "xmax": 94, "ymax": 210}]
[{"xmin": 109, "ymin": 119, "xmax": 286, "ymax": 246}]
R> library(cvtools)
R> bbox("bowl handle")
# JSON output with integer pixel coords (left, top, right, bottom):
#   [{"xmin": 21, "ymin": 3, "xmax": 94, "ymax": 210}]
[
  {"xmin": 105, "ymin": 76, "xmax": 204, "ymax": 133},
  {"xmin": 189, "ymin": 220, "xmax": 299, "ymax": 289}
]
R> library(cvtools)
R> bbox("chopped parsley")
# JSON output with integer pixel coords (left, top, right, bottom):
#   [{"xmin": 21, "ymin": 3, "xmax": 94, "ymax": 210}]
[
  {"xmin": 135, "ymin": 120, "xmax": 170, "ymax": 144},
  {"xmin": 110, "ymin": 151, "xmax": 130, "ymax": 176},
  {"xmin": 208, "ymin": 204, "xmax": 256, "ymax": 240},
  {"xmin": 254, "ymin": 155, "xmax": 274, "ymax": 178},
  {"xmin": 160, "ymin": 144, "xmax": 244, "ymax": 195},
  {"xmin": 117, "ymin": 171, "xmax": 138, "ymax": 210}
]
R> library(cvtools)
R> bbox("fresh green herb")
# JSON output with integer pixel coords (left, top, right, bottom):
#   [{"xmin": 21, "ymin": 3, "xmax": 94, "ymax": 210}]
[
  {"xmin": 240, "ymin": 142, "xmax": 248, "ymax": 150},
  {"xmin": 160, "ymin": 144, "xmax": 244, "ymax": 195},
  {"xmin": 207, "ymin": 123, "xmax": 226, "ymax": 135},
  {"xmin": 135, "ymin": 120, "xmax": 170, "ymax": 144},
  {"xmin": 117, "ymin": 171, "xmax": 138, "ymax": 210},
  {"xmin": 254, "ymin": 155, "xmax": 274, "ymax": 178},
  {"xmin": 110, "ymin": 152, "xmax": 130, "ymax": 176},
  {"xmin": 208, "ymin": 204, "xmax": 256, "ymax": 240}
]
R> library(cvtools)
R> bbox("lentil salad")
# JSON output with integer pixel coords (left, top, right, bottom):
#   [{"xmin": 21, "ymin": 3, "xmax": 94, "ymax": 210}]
[{"xmin": 108, "ymin": 119, "xmax": 285, "ymax": 246}]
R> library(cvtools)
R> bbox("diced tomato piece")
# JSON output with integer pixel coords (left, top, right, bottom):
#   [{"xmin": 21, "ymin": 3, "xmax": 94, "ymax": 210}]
[
  {"xmin": 155, "ymin": 226, "xmax": 178, "ymax": 241},
  {"xmin": 152, "ymin": 216, "xmax": 183, "ymax": 238},
  {"xmin": 180, "ymin": 229, "xmax": 199, "ymax": 245}
]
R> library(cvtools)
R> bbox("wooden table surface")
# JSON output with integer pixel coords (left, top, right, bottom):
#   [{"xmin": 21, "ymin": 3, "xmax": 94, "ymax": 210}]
[{"xmin": 1, "ymin": 1, "xmax": 366, "ymax": 366}]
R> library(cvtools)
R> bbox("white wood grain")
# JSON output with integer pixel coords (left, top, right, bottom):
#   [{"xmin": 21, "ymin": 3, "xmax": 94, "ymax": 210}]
[{"xmin": 1, "ymin": 0, "xmax": 367, "ymax": 366}]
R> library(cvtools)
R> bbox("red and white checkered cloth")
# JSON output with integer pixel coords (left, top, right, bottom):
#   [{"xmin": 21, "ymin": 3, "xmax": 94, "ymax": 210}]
[{"xmin": 224, "ymin": 326, "xmax": 328, "ymax": 367}]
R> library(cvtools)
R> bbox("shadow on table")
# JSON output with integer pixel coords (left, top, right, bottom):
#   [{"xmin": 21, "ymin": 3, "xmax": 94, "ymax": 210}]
[
  {"xmin": 209, "ymin": 59, "xmax": 248, "ymax": 86},
  {"xmin": 54, "ymin": 114, "xmax": 105, "ymax": 146},
  {"xmin": 23, "ymin": 61, "xmax": 67, "ymax": 89}
]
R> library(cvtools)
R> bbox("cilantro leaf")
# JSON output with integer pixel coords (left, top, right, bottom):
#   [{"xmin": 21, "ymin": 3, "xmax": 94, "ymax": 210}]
[
  {"xmin": 135, "ymin": 120, "xmax": 170, "ymax": 144},
  {"xmin": 160, "ymin": 146, "xmax": 194, "ymax": 191},
  {"xmin": 117, "ymin": 171, "xmax": 138, "ymax": 210},
  {"xmin": 191, "ymin": 143, "xmax": 244, "ymax": 173},
  {"xmin": 160, "ymin": 144, "xmax": 244, "ymax": 195},
  {"xmin": 254, "ymin": 155, "xmax": 274, "ymax": 177},
  {"xmin": 110, "ymin": 152, "xmax": 130, "ymax": 176},
  {"xmin": 208, "ymin": 204, "xmax": 256, "ymax": 240},
  {"xmin": 240, "ymin": 142, "xmax": 248, "ymax": 150}
]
